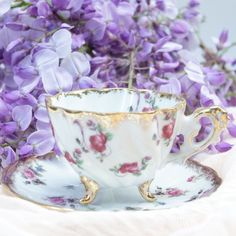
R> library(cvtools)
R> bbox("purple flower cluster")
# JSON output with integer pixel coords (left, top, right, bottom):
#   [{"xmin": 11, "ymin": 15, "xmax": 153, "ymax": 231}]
[{"xmin": 0, "ymin": 0, "xmax": 236, "ymax": 169}]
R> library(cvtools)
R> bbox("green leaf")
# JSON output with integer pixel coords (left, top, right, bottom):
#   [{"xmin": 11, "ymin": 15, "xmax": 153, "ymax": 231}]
[
  {"xmin": 11, "ymin": 1, "xmax": 32, "ymax": 9},
  {"xmin": 109, "ymin": 168, "xmax": 116, "ymax": 172},
  {"xmin": 76, "ymin": 138, "xmax": 81, "ymax": 144},
  {"xmin": 106, "ymin": 132, "xmax": 113, "ymax": 140},
  {"xmin": 97, "ymin": 124, "xmax": 103, "ymax": 132},
  {"xmin": 76, "ymin": 160, "xmax": 84, "ymax": 169},
  {"xmin": 133, "ymin": 172, "xmax": 141, "ymax": 176}
]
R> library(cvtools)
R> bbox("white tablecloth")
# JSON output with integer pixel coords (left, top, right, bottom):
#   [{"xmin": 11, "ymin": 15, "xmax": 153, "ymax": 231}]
[{"xmin": 1, "ymin": 109, "xmax": 236, "ymax": 236}]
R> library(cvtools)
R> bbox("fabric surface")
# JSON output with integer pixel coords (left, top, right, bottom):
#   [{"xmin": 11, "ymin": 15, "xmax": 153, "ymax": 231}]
[{"xmin": 1, "ymin": 109, "xmax": 236, "ymax": 236}]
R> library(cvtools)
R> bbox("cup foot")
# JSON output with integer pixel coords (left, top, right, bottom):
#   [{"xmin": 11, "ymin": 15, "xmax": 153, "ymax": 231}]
[
  {"xmin": 138, "ymin": 180, "xmax": 157, "ymax": 202},
  {"xmin": 80, "ymin": 176, "xmax": 99, "ymax": 205}
]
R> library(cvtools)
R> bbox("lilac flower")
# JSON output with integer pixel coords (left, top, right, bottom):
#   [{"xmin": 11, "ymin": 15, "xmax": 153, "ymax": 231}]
[
  {"xmin": 0, "ymin": 0, "xmax": 12, "ymax": 17},
  {"xmin": 51, "ymin": 0, "xmax": 70, "ymax": 10},
  {"xmin": 157, "ymin": 0, "xmax": 178, "ymax": 19},
  {"xmin": 36, "ymin": 1, "xmax": 52, "ymax": 17},
  {"xmin": 227, "ymin": 122, "xmax": 236, "ymax": 137},
  {"xmin": 219, "ymin": 30, "xmax": 229, "ymax": 45},
  {"xmin": 157, "ymin": 42, "xmax": 183, "ymax": 53},
  {"xmin": 12, "ymin": 105, "xmax": 32, "ymax": 131},
  {"xmin": 184, "ymin": 61, "xmax": 205, "ymax": 84},
  {"xmin": 0, "ymin": 0, "xmax": 235, "ymax": 164},
  {"xmin": 213, "ymin": 30, "xmax": 229, "ymax": 50},
  {"xmin": 49, "ymin": 29, "xmax": 72, "ymax": 58},
  {"xmin": 189, "ymin": 0, "xmax": 200, "ymax": 8},
  {"xmin": 159, "ymin": 78, "xmax": 181, "ymax": 95},
  {"xmin": 170, "ymin": 20, "xmax": 191, "ymax": 39},
  {"xmin": 34, "ymin": 49, "xmax": 59, "ymax": 72},
  {"xmin": 61, "ymin": 52, "xmax": 91, "ymax": 78},
  {"xmin": 27, "ymin": 130, "xmax": 55, "ymax": 155},
  {"xmin": 85, "ymin": 19, "xmax": 106, "ymax": 41},
  {"xmin": 0, "ymin": 98, "xmax": 9, "ymax": 117},
  {"xmin": 215, "ymin": 141, "xmax": 233, "ymax": 152},
  {"xmin": 204, "ymin": 68, "xmax": 226, "ymax": 86}
]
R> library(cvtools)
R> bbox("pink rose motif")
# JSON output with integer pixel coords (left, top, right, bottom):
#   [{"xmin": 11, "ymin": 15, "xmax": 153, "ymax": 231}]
[
  {"xmin": 87, "ymin": 120, "xmax": 95, "ymax": 127},
  {"xmin": 162, "ymin": 122, "xmax": 175, "ymax": 139},
  {"xmin": 23, "ymin": 168, "xmax": 35, "ymax": 179},
  {"xmin": 144, "ymin": 92, "xmax": 151, "ymax": 99},
  {"xmin": 49, "ymin": 197, "xmax": 66, "ymax": 205},
  {"xmin": 142, "ymin": 107, "xmax": 153, "ymax": 112},
  {"xmin": 89, "ymin": 133, "xmax": 107, "ymax": 153},
  {"xmin": 119, "ymin": 162, "xmax": 139, "ymax": 174},
  {"xmin": 187, "ymin": 176, "xmax": 195, "ymax": 182},
  {"xmin": 166, "ymin": 188, "xmax": 185, "ymax": 197},
  {"xmin": 64, "ymin": 151, "xmax": 76, "ymax": 164},
  {"xmin": 75, "ymin": 148, "xmax": 81, "ymax": 155},
  {"xmin": 144, "ymin": 156, "xmax": 152, "ymax": 161}
]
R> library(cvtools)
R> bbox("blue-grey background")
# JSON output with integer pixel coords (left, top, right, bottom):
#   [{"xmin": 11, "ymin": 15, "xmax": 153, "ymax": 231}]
[{"xmin": 178, "ymin": 0, "xmax": 236, "ymax": 56}]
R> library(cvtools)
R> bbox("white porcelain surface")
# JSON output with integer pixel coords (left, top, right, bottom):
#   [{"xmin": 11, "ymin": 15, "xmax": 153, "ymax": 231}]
[
  {"xmin": 49, "ymin": 89, "xmax": 181, "ymax": 113},
  {"xmin": 6, "ymin": 154, "xmax": 221, "ymax": 211},
  {"xmin": 46, "ymin": 89, "xmax": 227, "ymax": 189}
]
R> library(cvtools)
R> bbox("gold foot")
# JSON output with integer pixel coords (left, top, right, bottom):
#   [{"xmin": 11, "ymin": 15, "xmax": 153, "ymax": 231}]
[
  {"xmin": 80, "ymin": 176, "xmax": 99, "ymax": 205},
  {"xmin": 139, "ymin": 180, "xmax": 157, "ymax": 202}
]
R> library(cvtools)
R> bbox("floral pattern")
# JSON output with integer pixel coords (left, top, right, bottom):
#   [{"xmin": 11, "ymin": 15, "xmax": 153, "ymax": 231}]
[
  {"xmin": 128, "ymin": 91, "xmax": 159, "ymax": 112},
  {"xmin": 72, "ymin": 119, "xmax": 113, "ymax": 163},
  {"xmin": 46, "ymin": 196, "xmax": 96, "ymax": 210},
  {"xmin": 64, "ymin": 150, "xmax": 83, "ymax": 169},
  {"xmin": 142, "ymin": 92, "xmax": 158, "ymax": 112},
  {"xmin": 110, "ymin": 156, "xmax": 152, "ymax": 176},
  {"xmin": 21, "ymin": 163, "xmax": 46, "ymax": 185},
  {"xmin": 7, "ymin": 156, "xmax": 222, "ymax": 212},
  {"xmin": 154, "ymin": 186, "xmax": 187, "ymax": 197},
  {"xmin": 162, "ymin": 122, "xmax": 175, "ymax": 139},
  {"xmin": 89, "ymin": 133, "xmax": 107, "ymax": 153},
  {"xmin": 151, "ymin": 111, "xmax": 176, "ymax": 147}
]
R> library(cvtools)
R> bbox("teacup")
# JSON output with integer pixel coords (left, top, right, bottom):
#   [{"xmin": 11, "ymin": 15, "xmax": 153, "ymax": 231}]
[{"xmin": 46, "ymin": 88, "xmax": 228, "ymax": 204}]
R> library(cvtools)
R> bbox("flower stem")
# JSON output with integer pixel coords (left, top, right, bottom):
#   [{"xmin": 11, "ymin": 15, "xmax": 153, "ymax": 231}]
[
  {"xmin": 219, "ymin": 42, "xmax": 236, "ymax": 56},
  {"xmin": 128, "ymin": 50, "xmax": 135, "ymax": 89},
  {"xmin": 11, "ymin": 1, "xmax": 32, "ymax": 9}
]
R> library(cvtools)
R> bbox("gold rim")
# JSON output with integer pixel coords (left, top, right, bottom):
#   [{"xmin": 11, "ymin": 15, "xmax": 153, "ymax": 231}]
[{"xmin": 45, "ymin": 88, "xmax": 186, "ymax": 116}]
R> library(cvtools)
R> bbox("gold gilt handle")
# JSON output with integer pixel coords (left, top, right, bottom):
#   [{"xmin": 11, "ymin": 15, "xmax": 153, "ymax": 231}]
[{"xmin": 167, "ymin": 106, "xmax": 229, "ymax": 164}]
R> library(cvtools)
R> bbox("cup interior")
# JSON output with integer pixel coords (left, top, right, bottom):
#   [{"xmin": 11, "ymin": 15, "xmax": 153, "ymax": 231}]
[{"xmin": 47, "ymin": 89, "xmax": 184, "ymax": 113}]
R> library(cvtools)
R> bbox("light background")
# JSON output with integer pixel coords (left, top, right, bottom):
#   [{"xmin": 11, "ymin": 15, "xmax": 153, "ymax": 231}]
[{"xmin": 178, "ymin": 0, "xmax": 236, "ymax": 56}]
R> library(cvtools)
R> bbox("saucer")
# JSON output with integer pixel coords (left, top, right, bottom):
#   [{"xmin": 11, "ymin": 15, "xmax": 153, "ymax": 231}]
[{"xmin": 3, "ymin": 153, "xmax": 221, "ymax": 211}]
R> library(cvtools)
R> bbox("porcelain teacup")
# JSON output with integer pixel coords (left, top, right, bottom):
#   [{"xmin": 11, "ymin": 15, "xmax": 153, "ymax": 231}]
[{"xmin": 46, "ymin": 88, "xmax": 228, "ymax": 204}]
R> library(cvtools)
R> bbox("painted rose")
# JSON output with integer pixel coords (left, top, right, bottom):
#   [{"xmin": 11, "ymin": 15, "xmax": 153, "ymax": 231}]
[
  {"xmin": 89, "ymin": 133, "xmax": 107, "ymax": 153},
  {"xmin": 75, "ymin": 148, "xmax": 81, "ymax": 155},
  {"xmin": 64, "ymin": 151, "xmax": 76, "ymax": 164},
  {"xmin": 166, "ymin": 188, "xmax": 185, "ymax": 197},
  {"xmin": 86, "ymin": 120, "xmax": 95, "ymax": 127},
  {"xmin": 142, "ymin": 107, "xmax": 153, "ymax": 112},
  {"xmin": 119, "ymin": 162, "xmax": 139, "ymax": 174},
  {"xmin": 48, "ymin": 197, "xmax": 66, "ymax": 205},
  {"xmin": 144, "ymin": 156, "xmax": 152, "ymax": 161},
  {"xmin": 23, "ymin": 168, "xmax": 35, "ymax": 179},
  {"xmin": 162, "ymin": 122, "xmax": 175, "ymax": 139},
  {"xmin": 187, "ymin": 175, "xmax": 195, "ymax": 182},
  {"xmin": 144, "ymin": 92, "xmax": 151, "ymax": 99}
]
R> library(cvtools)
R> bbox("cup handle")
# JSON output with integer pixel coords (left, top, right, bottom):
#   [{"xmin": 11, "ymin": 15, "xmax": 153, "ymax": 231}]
[{"xmin": 167, "ymin": 106, "xmax": 229, "ymax": 164}]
